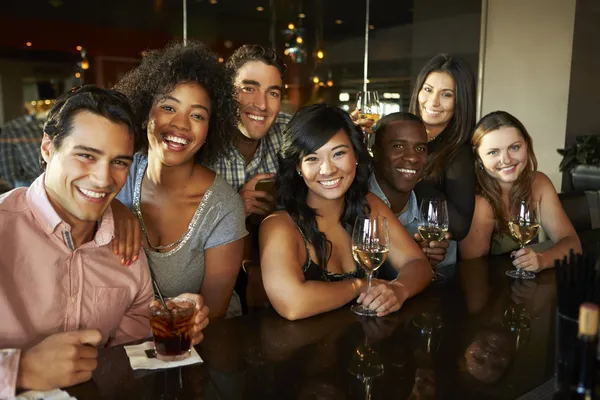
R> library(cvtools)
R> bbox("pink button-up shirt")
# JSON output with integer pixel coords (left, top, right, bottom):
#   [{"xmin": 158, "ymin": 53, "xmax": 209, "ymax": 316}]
[{"xmin": 0, "ymin": 175, "xmax": 154, "ymax": 399}]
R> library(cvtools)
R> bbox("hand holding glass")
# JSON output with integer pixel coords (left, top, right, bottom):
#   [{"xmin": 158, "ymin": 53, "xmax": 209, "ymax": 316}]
[
  {"xmin": 417, "ymin": 199, "xmax": 449, "ymax": 282},
  {"xmin": 356, "ymin": 91, "xmax": 381, "ymax": 154},
  {"xmin": 351, "ymin": 216, "xmax": 390, "ymax": 317},
  {"xmin": 506, "ymin": 201, "xmax": 540, "ymax": 280}
]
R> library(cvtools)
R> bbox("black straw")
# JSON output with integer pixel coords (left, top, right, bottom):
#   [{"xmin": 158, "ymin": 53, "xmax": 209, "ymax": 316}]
[
  {"xmin": 150, "ymin": 268, "xmax": 171, "ymax": 320},
  {"xmin": 555, "ymin": 250, "xmax": 600, "ymax": 319}
]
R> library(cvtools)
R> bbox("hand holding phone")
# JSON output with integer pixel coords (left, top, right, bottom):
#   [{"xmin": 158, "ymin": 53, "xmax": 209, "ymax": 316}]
[{"xmin": 240, "ymin": 174, "xmax": 276, "ymax": 217}]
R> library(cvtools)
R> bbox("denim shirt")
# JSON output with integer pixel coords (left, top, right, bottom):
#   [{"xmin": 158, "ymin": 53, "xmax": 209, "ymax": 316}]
[{"xmin": 368, "ymin": 174, "xmax": 456, "ymax": 279}]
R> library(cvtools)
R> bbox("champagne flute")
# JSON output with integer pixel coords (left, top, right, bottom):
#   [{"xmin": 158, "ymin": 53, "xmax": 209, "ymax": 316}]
[
  {"xmin": 417, "ymin": 198, "xmax": 449, "ymax": 282},
  {"xmin": 356, "ymin": 91, "xmax": 381, "ymax": 155},
  {"xmin": 351, "ymin": 216, "xmax": 390, "ymax": 317},
  {"xmin": 506, "ymin": 201, "xmax": 540, "ymax": 279}
]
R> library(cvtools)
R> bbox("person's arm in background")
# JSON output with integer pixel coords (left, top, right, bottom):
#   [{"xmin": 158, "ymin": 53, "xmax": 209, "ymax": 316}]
[
  {"xmin": 511, "ymin": 172, "xmax": 581, "ymax": 272},
  {"xmin": 0, "ymin": 126, "xmax": 16, "ymax": 190},
  {"xmin": 415, "ymin": 145, "xmax": 476, "ymax": 241},
  {"xmin": 201, "ymin": 190, "xmax": 248, "ymax": 318},
  {"xmin": 458, "ymin": 195, "xmax": 495, "ymax": 260}
]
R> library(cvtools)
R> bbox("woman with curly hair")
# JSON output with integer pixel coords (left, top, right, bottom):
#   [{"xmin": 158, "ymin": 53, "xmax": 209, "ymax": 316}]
[
  {"xmin": 259, "ymin": 104, "xmax": 431, "ymax": 320},
  {"xmin": 459, "ymin": 111, "xmax": 580, "ymax": 273},
  {"xmin": 113, "ymin": 41, "xmax": 247, "ymax": 318}
]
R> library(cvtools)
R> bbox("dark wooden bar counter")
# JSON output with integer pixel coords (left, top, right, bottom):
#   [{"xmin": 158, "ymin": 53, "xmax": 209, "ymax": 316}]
[{"xmin": 68, "ymin": 255, "xmax": 557, "ymax": 399}]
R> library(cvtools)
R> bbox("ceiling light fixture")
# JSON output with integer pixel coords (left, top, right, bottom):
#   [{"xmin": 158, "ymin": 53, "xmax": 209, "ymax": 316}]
[{"xmin": 256, "ymin": 6, "xmax": 264, "ymax": 11}]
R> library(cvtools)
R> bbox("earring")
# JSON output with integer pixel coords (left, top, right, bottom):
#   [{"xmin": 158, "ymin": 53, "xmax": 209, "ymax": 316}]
[
  {"xmin": 297, "ymin": 170, "xmax": 302, "ymax": 176},
  {"xmin": 479, "ymin": 164, "xmax": 483, "ymax": 170},
  {"xmin": 355, "ymin": 162, "xmax": 359, "ymax": 166}
]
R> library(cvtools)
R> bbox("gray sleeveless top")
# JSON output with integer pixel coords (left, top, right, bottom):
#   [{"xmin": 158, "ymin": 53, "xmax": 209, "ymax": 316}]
[{"xmin": 116, "ymin": 154, "xmax": 248, "ymax": 318}]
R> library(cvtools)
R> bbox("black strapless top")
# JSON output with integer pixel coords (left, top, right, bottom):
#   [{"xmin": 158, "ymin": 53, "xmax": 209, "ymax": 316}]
[{"xmin": 297, "ymin": 227, "xmax": 365, "ymax": 282}]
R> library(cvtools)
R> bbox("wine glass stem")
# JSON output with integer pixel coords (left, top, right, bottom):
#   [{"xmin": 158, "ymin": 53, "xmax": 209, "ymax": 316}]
[{"xmin": 366, "ymin": 271, "xmax": 373, "ymax": 295}]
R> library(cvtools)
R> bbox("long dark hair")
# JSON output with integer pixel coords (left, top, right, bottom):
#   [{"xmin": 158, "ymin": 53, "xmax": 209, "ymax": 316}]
[
  {"xmin": 276, "ymin": 104, "xmax": 372, "ymax": 268},
  {"xmin": 409, "ymin": 53, "xmax": 476, "ymax": 177},
  {"xmin": 114, "ymin": 41, "xmax": 237, "ymax": 165},
  {"xmin": 472, "ymin": 111, "xmax": 538, "ymax": 233}
]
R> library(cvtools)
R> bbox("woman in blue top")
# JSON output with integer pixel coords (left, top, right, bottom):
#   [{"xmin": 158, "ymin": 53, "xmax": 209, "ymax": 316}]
[{"xmin": 113, "ymin": 41, "xmax": 247, "ymax": 318}]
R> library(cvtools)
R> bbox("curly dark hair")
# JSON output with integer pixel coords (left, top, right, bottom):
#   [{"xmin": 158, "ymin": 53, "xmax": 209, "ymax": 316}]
[
  {"xmin": 226, "ymin": 44, "xmax": 286, "ymax": 80},
  {"xmin": 276, "ymin": 103, "xmax": 372, "ymax": 269},
  {"xmin": 114, "ymin": 41, "xmax": 237, "ymax": 165}
]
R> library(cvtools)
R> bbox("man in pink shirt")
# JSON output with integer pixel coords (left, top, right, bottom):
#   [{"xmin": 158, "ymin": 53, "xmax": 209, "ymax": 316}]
[{"xmin": 0, "ymin": 86, "xmax": 208, "ymax": 398}]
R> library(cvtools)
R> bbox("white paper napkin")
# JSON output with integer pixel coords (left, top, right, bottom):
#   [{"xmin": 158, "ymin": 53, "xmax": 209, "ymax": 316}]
[
  {"xmin": 124, "ymin": 341, "xmax": 202, "ymax": 370},
  {"xmin": 15, "ymin": 389, "xmax": 76, "ymax": 400}
]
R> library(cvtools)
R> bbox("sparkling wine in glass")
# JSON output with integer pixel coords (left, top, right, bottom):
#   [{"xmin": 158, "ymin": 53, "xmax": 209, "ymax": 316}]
[
  {"xmin": 506, "ymin": 201, "xmax": 540, "ymax": 280},
  {"xmin": 356, "ymin": 91, "xmax": 381, "ymax": 155},
  {"xmin": 418, "ymin": 199, "xmax": 449, "ymax": 282},
  {"xmin": 351, "ymin": 216, "xmax": 390, "ymax": 317}
]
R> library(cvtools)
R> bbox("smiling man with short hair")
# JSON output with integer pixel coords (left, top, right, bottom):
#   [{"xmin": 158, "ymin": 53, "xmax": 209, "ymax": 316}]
[
  {"xmin": 206, "ymin": 44, "xmax": 292, "ymax": 217},
  {"xmin": 369, "ymin": 112, "xmax": 455, "ymax": 278},
  {"xmin": 0, "ymin": 86, "xmax": 155, "ymax": 398}
]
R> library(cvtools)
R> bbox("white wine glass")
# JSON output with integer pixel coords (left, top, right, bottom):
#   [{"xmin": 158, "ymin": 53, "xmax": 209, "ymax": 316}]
[
  {"xmin": 506, "ymin": 201, "xmax": 540, "ymax": 280},
  {"xmin": 351, "ymin": 216, "xmax": 390, "ymax": 317},
  {"xmin": 418, "ymin": 198, "xmax": 449, "ymax": 282},
  {"xmin": 356, "ymin": 91, "xmax": 381, "ymax": 155}
]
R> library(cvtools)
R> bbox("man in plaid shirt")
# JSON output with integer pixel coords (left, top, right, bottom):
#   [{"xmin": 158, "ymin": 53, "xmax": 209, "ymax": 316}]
[
  {"xmin": 0, "ymin": 114, "xmax": 45, "ymax": 188},
  {"xmin": 205, "ymin": 44, "xmax": 291, "ymax": 217}
]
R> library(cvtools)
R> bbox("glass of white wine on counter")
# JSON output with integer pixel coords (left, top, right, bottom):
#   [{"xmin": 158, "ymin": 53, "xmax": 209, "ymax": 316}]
[
  {"xmin": 351, "ymin": 216, "xmax": 390, "ymax": 316},
  {"xmin": 356, "ymin": 91, "xmax": 381, "ymax": 155},
  {"xmin": 418, "ymin": 199, "xmax": 449, "ymax": 282},
  {"xmin": 505, "ymin": 201, "xmax": 540, "ymax": 280}
]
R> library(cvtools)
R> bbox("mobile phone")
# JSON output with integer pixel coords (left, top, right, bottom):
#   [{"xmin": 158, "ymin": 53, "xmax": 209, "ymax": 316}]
[{"xmin": 255, "ymin": 178, "xmax": 276, "ymax": 197}]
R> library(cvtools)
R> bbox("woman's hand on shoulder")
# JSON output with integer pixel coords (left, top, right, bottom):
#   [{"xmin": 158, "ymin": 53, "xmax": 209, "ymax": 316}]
[
  {"xmin": 111, "ymin": 199, "xmax": 143, "ymax": 266},
  {"xmin": 356, "ymin": 278, "xmax": 408, "ymax": 317}
]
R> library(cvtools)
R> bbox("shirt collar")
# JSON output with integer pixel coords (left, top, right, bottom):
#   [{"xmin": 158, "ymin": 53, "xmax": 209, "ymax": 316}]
[
  {"xmin": 368, "ymin": 173, "xmax": 391, "ymax": 208},
  {"xmin": 400, "ymin": 191, "xmax": 419, "ymax": 226},
  {"xmin": 26, "ymin": 174, "xmax": 115, "ymax": 246},
  {"xmin": 368, "ymin": 173, "xmax": 419, "ymax": 224}
]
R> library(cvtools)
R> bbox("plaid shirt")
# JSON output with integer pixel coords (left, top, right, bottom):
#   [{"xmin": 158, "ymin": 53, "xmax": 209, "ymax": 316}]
[
  {"xmin": 0, "ymin": 115, "xmax": 44, "ymax": 187},
  {"xmin": 206, "ymin": 112, "xmax": 292, "ymax": 192}
]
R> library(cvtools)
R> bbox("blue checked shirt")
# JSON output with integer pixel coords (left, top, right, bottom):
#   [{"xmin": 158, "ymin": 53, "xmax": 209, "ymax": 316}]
[
  {"xmin": 0, "ymin": 115, "xmax": 45, "ymax": 188},
  {"xmin": 206, "ymin": 112, "xmax": 292, "ymax": 192}
]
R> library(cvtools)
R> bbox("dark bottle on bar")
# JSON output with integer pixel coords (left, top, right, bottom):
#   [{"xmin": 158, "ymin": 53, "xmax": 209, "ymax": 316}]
[
  {"xmin": 576, "ymin": 303, "xmax": 598, "ymax": 399},
  {"xmin": 554, "ymin": 303, "xmax": 599, "ymax": 400}
]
